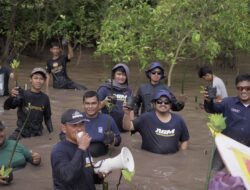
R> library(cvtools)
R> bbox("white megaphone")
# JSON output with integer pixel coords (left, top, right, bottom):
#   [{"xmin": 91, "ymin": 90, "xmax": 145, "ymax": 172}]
[{"xmin": 94, "ymin": 147, "xmax": 134, "ymax": 173}]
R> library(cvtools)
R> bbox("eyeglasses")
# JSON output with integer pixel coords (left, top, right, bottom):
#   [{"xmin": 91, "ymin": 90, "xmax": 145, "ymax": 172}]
[
  {"xmin": 151, "ymin": 71, "xmax": 162, "ymax": 76},
  {"xmin": 236, "ymin": 86, "xmax": 250, "ymax": 91},
  {"xmin": 156, "ymin": 100, "xmax": 170, "ymax": 105}
]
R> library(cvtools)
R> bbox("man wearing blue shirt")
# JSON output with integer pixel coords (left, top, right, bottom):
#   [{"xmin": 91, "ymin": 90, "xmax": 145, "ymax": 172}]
[
  {"xmin": 51, "ymin": 109, "xmax": 105, "ymax": 190},
  {"xmin": 83, "ymin": 91, "xmax": 121, "ymax": 157},
  {"xmin": 204, "ymin": 73, "xmax": 250, "ymax": 170}
]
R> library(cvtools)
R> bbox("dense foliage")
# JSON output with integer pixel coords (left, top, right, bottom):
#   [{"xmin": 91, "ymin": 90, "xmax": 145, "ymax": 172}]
[
  {"xmin": 0, "ymin": 0, "xmax": 249, "ymax": 86},
  {"xmin": 97, "ymin": 0, "xmax": 250, "ymax": 86}
]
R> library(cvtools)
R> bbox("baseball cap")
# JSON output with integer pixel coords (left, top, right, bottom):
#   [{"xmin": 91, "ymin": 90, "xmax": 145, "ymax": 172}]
[
  {"xmin": 151, "ymin": 90, "xmax": 172, "ymax": 102},
  {"xmin": 0, "ymin": 121, "xmax": 6, "ymax": 130},
  {"xmin": 61, "ymin": 109, "xmax": 86, "ymax": 125},
  {"xmin": 30, "ymin": 67, "xmax": 47, "ymax": 79}
]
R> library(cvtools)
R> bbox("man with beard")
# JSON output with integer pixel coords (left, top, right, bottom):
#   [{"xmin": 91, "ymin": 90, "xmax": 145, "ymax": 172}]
[
  {"xmin": 123, "ymin": 89, "xmax": 189, "ymax": 154},
  {"xmin": 204, "ymin": 73, "xmax": 250, "ymax": 171},
  {"xmin": 4, "ymin": 68, "xmax": 53, "ymax": 140}
]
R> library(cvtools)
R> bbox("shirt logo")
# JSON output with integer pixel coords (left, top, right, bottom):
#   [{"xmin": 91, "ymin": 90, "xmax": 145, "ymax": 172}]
[
  {"xmin": 98, "ymin": 126, "xmax": 103, "ymax": 133},
  {"xmin": 114, "ymin": 94, "xmax": 127, "ymax": 102},
  {"xmin": 72, "ymin": 111, "xmax": 83, "ymax": 119},
  {"xmin": 155, "ymin": 128, "xmax": 175, "ymax": 137},
  {"xmin": 231, "ymin": 108, "xmax": 240, "ymax": 113}
]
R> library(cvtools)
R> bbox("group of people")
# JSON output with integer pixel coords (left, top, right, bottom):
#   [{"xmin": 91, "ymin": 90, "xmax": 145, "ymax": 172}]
[{"xmin": 0, "ymin": 41, "xmax": 249, "ymax": 189}]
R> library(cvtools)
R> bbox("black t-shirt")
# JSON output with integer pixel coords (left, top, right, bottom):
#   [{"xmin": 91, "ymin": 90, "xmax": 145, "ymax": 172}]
[
  {"xmin": 0, "ymin": 66, "xmax": 11, "ymax": 96},
  {"xmin": 46, "ymin": 55, "xmax": 71, "ymax": 88},
  {"xmin": 133, "ymin": 111, "xmax": 189, "ymax": 154},
  {"xmin": 4, "ymin": 89, "xmax": 52, "ymax": 137}
]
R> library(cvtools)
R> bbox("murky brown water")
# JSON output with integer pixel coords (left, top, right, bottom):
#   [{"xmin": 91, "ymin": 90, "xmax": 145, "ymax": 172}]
[{"xmin": 0, "ymin": 49, "xmax": 249, "ymax": 190}]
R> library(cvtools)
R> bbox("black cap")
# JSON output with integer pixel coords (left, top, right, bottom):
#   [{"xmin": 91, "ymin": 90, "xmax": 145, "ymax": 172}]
[
  {"xmin": 61, "ymin": 109, "xmax": 85, "ymax": 125},
  {"xmin": 0, "ymin": 121, "xmax": 6, "ymax": 130}
]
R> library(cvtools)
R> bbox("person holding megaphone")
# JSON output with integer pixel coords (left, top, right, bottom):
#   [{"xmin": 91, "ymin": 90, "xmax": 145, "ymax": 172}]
[{"xmin": 51, "ymin": 109, "xmax": 107, "ymax": 190}]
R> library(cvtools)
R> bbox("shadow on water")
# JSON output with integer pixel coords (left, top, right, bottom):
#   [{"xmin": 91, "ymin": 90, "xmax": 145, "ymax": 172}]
[{"xmin": 0, "ymin": 50, "xmax": 249, "ymax": 189}]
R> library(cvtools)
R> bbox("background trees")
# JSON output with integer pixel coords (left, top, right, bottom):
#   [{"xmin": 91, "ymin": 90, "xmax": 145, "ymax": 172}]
[
  {"xmin": 0, "ymin": 0, "xmax": 249, "ymax": 86},
  {"xmin": 96, "ymin": 0, "xmax": 250, "ymax": 86}
]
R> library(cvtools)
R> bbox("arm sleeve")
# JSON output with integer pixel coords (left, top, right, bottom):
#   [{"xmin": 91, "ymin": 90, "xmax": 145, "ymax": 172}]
[
  {"xmin": 132, "ymin": 116, "xmax": 142, "ymax": 132},
  {"xmin": 44, "ymin": 97, "xmax": 53, "ymax": 133},
  {"xmin": 204, "ymin": 99, "xmax": 225, "ymax": 113},
  {"xmin": 134, "ymin": 88, "xmax": 142, "ymax": 116},
  {"xmin": 97, "ymin": 86, "xmax": 108, "ymax": 101},
  {"xmin": 46, "ymin": 61, "xmax": 51, "ymax": 74},
  {"xmin": 3, "ymin": 96, "xmax": 22, "ymax": 110},
  {"xmin": 19, "ymin": 143, "xmax": 32, "ymax": 163},
  {"xmin": 51, "ymin": 148, "xmax": 87, "ymax": 185},
  {"xmin": 168, "ymin": 90, "xmax": 185, "ymax": 111}
]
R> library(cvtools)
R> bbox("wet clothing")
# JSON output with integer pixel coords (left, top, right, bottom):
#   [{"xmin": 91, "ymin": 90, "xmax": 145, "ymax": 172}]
[
  {"xmin": 4, "ymin": 89, "xmax": 53, "ymax": 139},
  {"xmin": 0, "ymin": 66, "xmax": 12, "ymax": 96},
  {"xmin": 135, "ymin": 82, "xmax": 184, "ymax": 116},
  {"xmin": 46, "ymin": 55, "xmax": 86, "ymax": 90},
  {"xmin": 51, "ymin": 140, "xmax": 103, "ymax": 190},
  {"xmin": 204, "ymin": 97, "xmax": 250, "ymax": 146},
  {"xmin": 84, "ymin": 113, "xmax": 121, "ymax": 157},
  {"xmin": 204, "ymin": 96, "xmax": 250, "ymax": 171},
  {"xmin": 0, "ymin": 139, "xmax": 32, "ymax": 169},
  {"xmin": 132, "ymin": 111, "xmax": 189, "ymax": 154},
  {"xmin": 97, "ymin": 80, "xmax": 132, "ymax": 132}
]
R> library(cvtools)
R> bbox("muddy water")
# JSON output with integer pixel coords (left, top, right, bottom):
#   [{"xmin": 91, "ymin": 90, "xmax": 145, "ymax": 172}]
[{"xmin": 0, "ymin": 50, "xmax": 249, "ymax": 190}]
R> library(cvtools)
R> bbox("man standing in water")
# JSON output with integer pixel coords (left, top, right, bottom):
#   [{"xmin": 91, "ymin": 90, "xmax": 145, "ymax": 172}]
[
  {"xmin": 97, "ymin": 63, "xmax": 132, "ymax": 132},
  {"xmin": 46, "ymin": 41, "xmax": 87, "ymax": 90},
  {"xmin": 4, "ymin": 68, "xmax": 53, "ymax": 140},
  {"xmin": 204, "ymin": 73, "xmax": 250, "ymax": 170},
  {"xmin": 198, "ymin": 66, "xmax": 228, "ymax": 102},
  {"xmin": 82, "ymin": 91, "xmax": 121, "ymax": 157},
  {"xmin": 123, "ymin": 89, "xmax": 189, "ymax": 154},
  {"xmin": 135, "ymin": 62, "xmax": 185, "ymax": 116},
  {"xmin": 51, "ymin": 109, "xmax": 105, "ymax": 189}
]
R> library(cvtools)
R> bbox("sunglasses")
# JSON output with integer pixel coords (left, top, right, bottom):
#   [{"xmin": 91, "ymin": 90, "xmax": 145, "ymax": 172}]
[
  {"xmin": 156, "ymin": 100, "xmax": 170, "ymax": 105},
  {"xmin": 236, "ymin": 86, "xmax": 250, "ymax": 91},
  {"xmin": 151, "ymin": 71, "xmax": 162, "ymax": 75}
]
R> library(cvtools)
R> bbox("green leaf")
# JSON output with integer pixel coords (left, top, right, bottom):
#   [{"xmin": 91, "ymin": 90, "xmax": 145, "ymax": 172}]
[
  {"xmin": 122, "ymin": 169, "xmax": 135, "ymax": 182},
  {"xmin": 207, "ymin": 114, "xmax": 226, "ymax": 133},
  {"xmin": 0, "ymin": 165, "xmax": 4, "ymax": 176}
]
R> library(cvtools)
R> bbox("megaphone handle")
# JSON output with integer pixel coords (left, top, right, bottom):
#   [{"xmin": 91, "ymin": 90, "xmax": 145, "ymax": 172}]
[{"xmin": 87, "ymin": 150, "xmax": 103, "ymax": 169}]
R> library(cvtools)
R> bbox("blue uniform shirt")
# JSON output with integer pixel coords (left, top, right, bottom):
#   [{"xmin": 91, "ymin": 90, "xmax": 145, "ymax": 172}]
[
  {"xmin": 205, "ymin": 96, "xmax": 250, "ymax": 146},
  {"xmin": 84, "ymin": 113, "xmax": 120, "ymax": 143}
]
